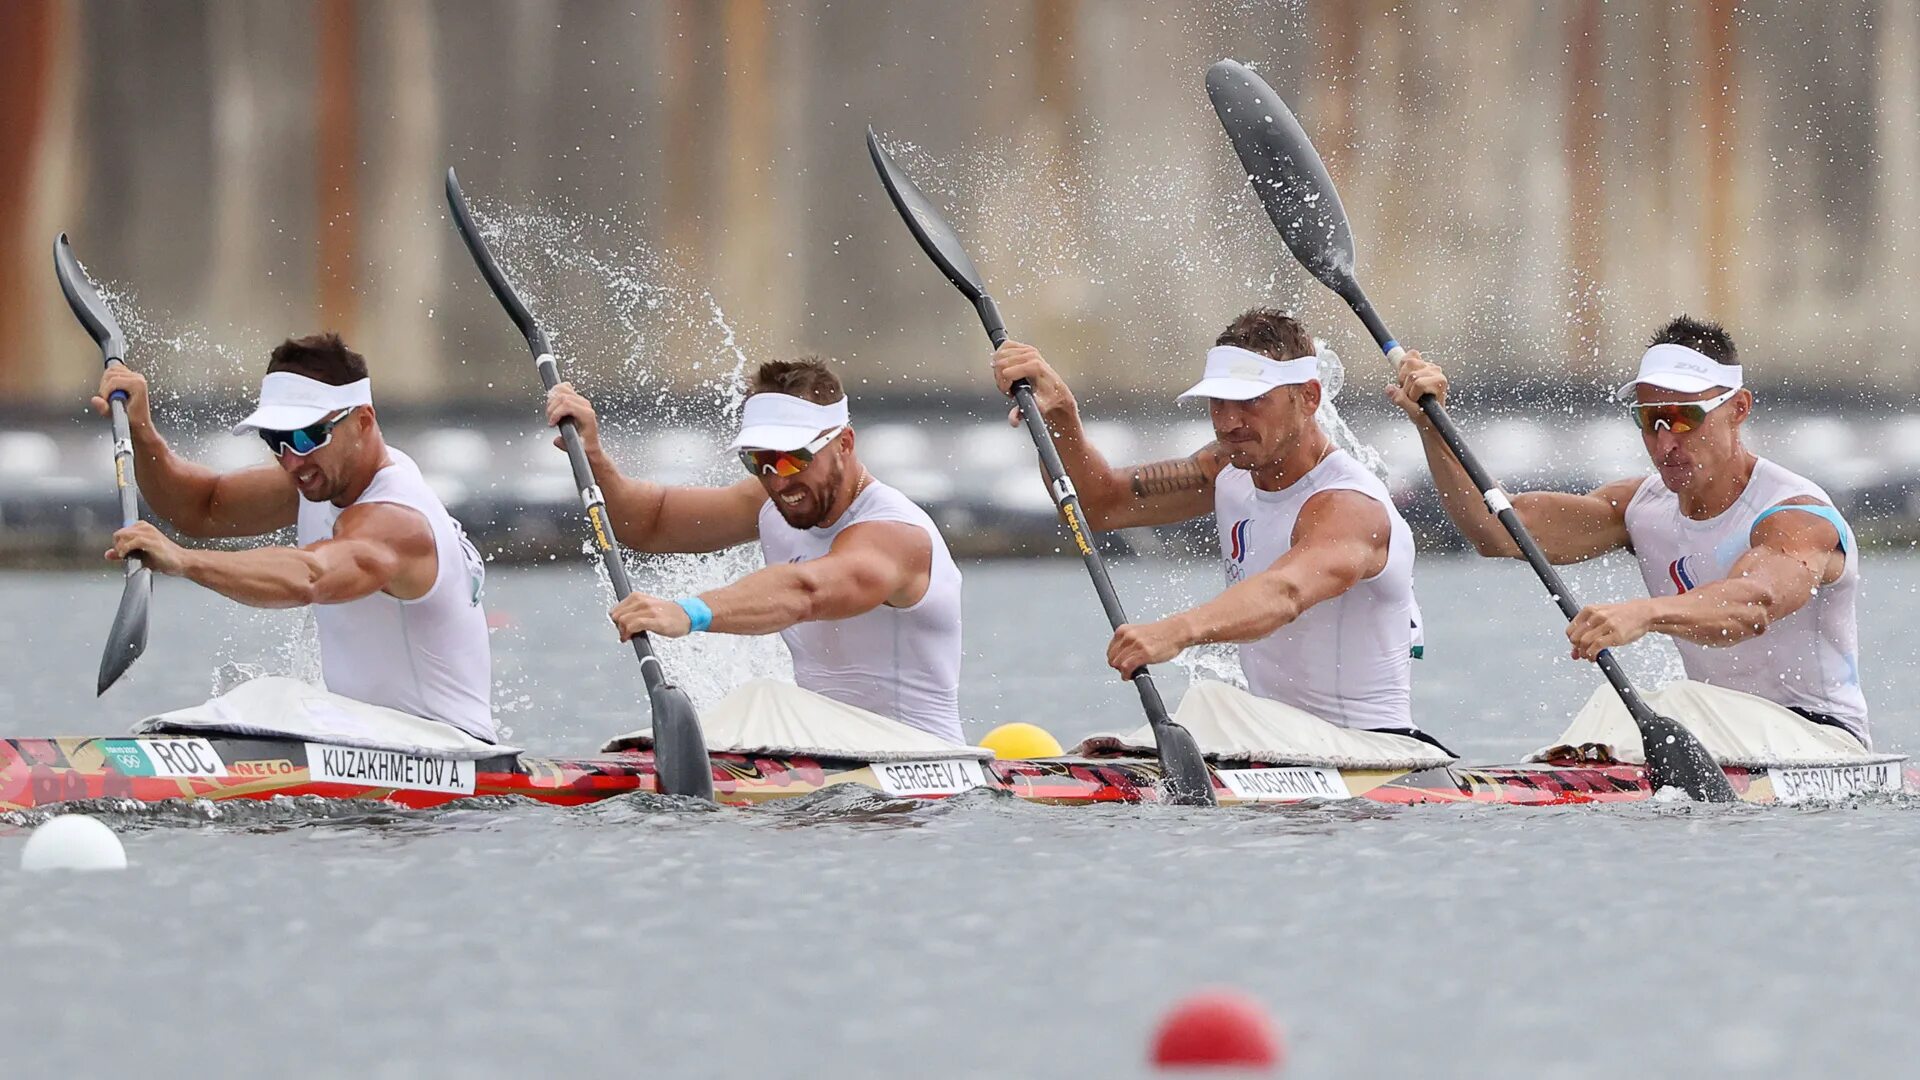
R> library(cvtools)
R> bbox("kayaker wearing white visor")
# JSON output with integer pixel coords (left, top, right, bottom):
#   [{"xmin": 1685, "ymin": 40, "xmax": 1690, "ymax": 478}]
[
  {"xmin": 991, "ymin": 307, "xmax": 1437, "ymax": 747},
  {"xmin": 1394, "ymin": 315, "xmax": 1869, "ymax": 746},
  {"xmin": 543, "ymin": 355, "xmax": 964, "ymax": 744},
  {"xmin": 96, "ymin": 332, "xmax": 495, "ymax": 740}
]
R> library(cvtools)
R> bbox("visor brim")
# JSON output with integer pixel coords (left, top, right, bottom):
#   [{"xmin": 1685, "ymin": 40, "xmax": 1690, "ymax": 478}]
[
  {"xmin": 1612, "ymin": 373, "xmax": 1734, "ymax": 404},
  {"xmin": 730, "ymin": 423, "xmax": 830, "ymax": 452},
  {"xmin": 1177, "ymin": 377, "xmax": 1288, "ymax": 402},
  {"xmin": 230, "ymin": 404, "xmax": 340, "ymax": 436}
]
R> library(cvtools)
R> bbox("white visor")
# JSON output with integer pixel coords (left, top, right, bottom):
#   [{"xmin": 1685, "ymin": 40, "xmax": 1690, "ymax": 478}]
[
  {"xmin": 1178, "ymin": 345, "xmax": 1322, "ymax": 401},
  {"xmin": 1613, "ymin": 343, "xmax": 1742, "ymax": 403},
  {"xmin": 730, "ymin": 393, "xmax": 851, "ymax": 451},
  {"xmin": 230, "ymin": 373, "xmax": 373, "ymax": 434}
]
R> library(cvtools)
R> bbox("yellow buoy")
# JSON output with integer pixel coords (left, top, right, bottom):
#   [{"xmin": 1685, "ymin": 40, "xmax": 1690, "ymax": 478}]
[{"xmin": 979, "ymin": 722, "xmax": 1064, "ymax": 760}]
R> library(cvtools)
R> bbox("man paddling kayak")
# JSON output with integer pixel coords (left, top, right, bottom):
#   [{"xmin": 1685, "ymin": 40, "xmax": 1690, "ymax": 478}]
[
  {"xmin": 1393, "ymin": 315, "xmax": 1869, "ymax": 745},
  {"xmin": 991, "ymin": 308, "xmax": 1433, "ymax": 742},
  {"xmin": 543, "ymin": 356, "xmax": 965, "ymax": 744},
  {"xmin": 96, "ymin": 333, "xmax": 495, "ymax": 741}
]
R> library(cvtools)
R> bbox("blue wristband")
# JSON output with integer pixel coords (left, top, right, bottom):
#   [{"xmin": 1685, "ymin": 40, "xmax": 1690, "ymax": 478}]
[{"xmin": 674, "ymin": 596, "xmax": 713, "ymax": 633}]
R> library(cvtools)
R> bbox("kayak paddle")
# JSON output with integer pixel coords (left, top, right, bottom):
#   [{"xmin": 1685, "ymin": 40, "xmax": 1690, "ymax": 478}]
[
  {"xmin": 866, "ymin": 128, "xmax": 1217, "ymax": 807},
  {"xmin": 54, "ymin": 234, "xmax": 151, "ymax": 696},
  {"xmin": 1204, "ymin": 58, "xmax": 1735, "ymax": 802},
  {"xmin": 443, "ymin": 168, "xmax": 715, "ymax": 802}
]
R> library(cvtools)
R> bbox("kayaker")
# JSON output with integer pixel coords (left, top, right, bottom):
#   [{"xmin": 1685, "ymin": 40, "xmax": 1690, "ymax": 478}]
[
  {"xmin": 1391, "ymin": 315, "xmax": 1868, "ymax": 745},
  {"xmin": 989, "ymin": 308, "xmax": 1434, "ymax": 743},
  {"xmin": 97, "ymin": 333, "xmax": 496, "ymax": 741},
  {"xmin": 543, "ymin": 356, "xmax": 964, "ymax": 744}
]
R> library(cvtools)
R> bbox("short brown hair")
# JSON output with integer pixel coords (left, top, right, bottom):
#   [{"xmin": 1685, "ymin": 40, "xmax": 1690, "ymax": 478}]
[
  {"xmin": 1215, "ymin": 308, "xmax": 1314, "ymax": 362},
  {"xmin": 748, "ymin": 355, "xmax": 844, "ymax": 404},
  {"xmin": 1650, "ymin": 315, "xmax": 1738, "ymax": 367},
  {"xmin": 268, "ymin": 332, "xmax": 368, "ymax": 385}
]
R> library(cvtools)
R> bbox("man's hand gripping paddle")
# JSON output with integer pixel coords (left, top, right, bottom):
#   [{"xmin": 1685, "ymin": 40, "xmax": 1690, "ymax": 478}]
[
  {"xmin": 54, "ymin": 234, "xmax": 151, "ymax": 696},
  {"xmin": 1205, "ymin": 59, "xmax": 1733, "ymax": 802},
  {"xmin": 444, "ymin": 168, "xmax": 714, "ymax": 802},
  {"xmin": 866, "ymin": 129, "xmax": 1216, "ymax": 807}
]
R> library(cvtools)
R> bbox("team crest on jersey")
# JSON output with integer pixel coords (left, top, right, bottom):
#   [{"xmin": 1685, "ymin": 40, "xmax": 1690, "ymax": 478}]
[
  {"xmin": 1226, "ymin": 518, "xmax": 1252, "ymax": 563},
  {"xmin": 1667, "ymin": 555, "xmax": 1703, "ymax": 594},
  {"xmin": 1223, "ymin": 518, "xmax": 1252, "ymax": 585}
]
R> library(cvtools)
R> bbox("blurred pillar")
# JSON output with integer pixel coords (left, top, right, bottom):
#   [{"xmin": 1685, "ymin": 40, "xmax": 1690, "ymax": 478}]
[
  {"xmin": 661, "ymin": 4, "xmax": 708, "ymax": 262},
  {"xmin": 1313, "ymin": 0, "xmax": 1362, "ymax": 178},
  {"xmin": 1700, "ymin": 0, "xmax": 1737, "ymax": 321},
  {"xmin": 0, "ymin": 0, "xmax": 58, "ymax": 397},
  {"xmin": 719, "ymin": 0, "xmax": 788, "ymax": 362},
  {"xmin": 207, "ymin": 4, "xmax": 268, "ymax": 352},
  {"xmin": 361, "ymin": 0, "xmax": 441, "ymax": 398},
  {"xmin": 1874, "ymin": 0, "xmax": 1918, "ymax": 355},
  {"xmin": 1564, "ymin": 0, "xmax": 1606, "ymax": 373},
  {"xmin": 316, "ymin": 0, "xmax": 358, "ymax": 337}
]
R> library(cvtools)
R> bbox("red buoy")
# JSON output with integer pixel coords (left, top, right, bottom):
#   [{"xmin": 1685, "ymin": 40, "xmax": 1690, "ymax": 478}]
[{"xmin": 1150, "ymin": 989, "xmax": 1283, "ymax": 1071}]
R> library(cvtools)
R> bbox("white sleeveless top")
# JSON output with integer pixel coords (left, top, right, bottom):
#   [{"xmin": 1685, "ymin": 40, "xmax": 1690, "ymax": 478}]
[
  {"xmin": 1624, "ymin": 457, "xmax": 1867, "ymax": 741},
  {"xmin": 756, "ymin": 479, "xmax": 963, "ymax": 743},
  {"xmin": 1215, "ymin": 449, "xmax": 1423, "ymax": 731},
  {"xmin": 295, "ymin": 448, "xmax": 495, "ymax": 741}
]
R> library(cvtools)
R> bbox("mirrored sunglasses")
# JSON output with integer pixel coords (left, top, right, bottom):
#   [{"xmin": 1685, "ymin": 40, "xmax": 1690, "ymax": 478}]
[
  {"xmin": 258, "ymin": 408, "xmax": 356, "ymax": 457},
  {"xmin": 738, "ymin": 426, "xmax": 845, "ymax": 478},
  {"xmin": 1628, "ymin": 387, "xmax": 1739, "ymax": 434}
]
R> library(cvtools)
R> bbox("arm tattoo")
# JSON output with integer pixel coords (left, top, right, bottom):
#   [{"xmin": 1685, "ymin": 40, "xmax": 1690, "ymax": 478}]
[{"xmin": 1130, "ymin": 451, "xmax": 1214, "ymax": 498}]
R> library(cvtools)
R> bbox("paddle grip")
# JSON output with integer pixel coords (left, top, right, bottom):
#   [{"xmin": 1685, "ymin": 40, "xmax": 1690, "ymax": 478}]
[{"xmin": 975, "ymin": 295, "xmax": 1008, "ymax": 348}]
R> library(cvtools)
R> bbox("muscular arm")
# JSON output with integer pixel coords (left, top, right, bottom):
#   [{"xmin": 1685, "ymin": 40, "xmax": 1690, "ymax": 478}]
[
  {"xmin": 592, "ymin": 450, "xmax": 766, "ymax": 554},
  {"xmin": 133, "ymin": 434, "xmax": 299, "ymax": 539},
  {"xmin": 1417, "ymin": 416, "xmax": 1637, "ymax": 564},
  {"xmin": 989, "ymin": 340, "xmax": 1218, "ymax": 529},
  {"xmin": 545, "ymin": 381, "xmax": 764, "ymax": 553},
  {"xmin": 1053, "ymin": 416, "xmax": 1224, "ymax": 530},
  {"xmin": 1173, "ymin": 490, "xmax": 1389, "ymax": 645},
  {"xmin": 698, "ymin": 521, "xmax": 931, "ymax": 635},
  {"xmin": 1643, "ymin": 503, "xmax": 1842, "ymax": 647},
  {"xmin": 171, "ymin": 502, "xmax": 435, "ymax": 608}
]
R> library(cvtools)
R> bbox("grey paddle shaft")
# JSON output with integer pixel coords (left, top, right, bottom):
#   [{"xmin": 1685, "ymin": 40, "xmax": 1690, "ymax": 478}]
[
  {"xmin": 532, "ymin": 353, "xmax": 660, "ymax": 669},
  {"xmin": 978, "ymin": 296, "xmax": 1181, "ymax": 728},
  {"xmin": 1351, "ymin": 301, "xmax": 1660, "ymax": 711},
  {"xmin": 106, "ymin": 381, "xmax": 140, "ymax": 556},
  {"xmin": 445, "ymin": 167, "xmax": 713, "ymax": 801},
  {"xmin": 1352, "ymin": 301, "xmax": 1731, "ymax": 798}
]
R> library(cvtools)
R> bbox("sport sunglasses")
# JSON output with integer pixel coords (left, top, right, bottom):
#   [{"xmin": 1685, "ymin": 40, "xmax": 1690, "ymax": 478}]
[
  {"xmin": 1628, "ymin": 387, "xmax": 1739, "ymax": 434},
  {"xmin": 738, "ymin": 426, "xmax": 845, "ymax": 478},
  {"xmin": 258, "ymin": 407, "xmax": 357, "ymax": 457}
]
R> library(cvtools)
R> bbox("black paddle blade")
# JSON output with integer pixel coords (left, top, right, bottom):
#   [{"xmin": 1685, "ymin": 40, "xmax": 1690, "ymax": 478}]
[
  {"xmin": 1152, "ymin": 720, "xmax": 1216, "ymax": 806},
  {"xmin": 1205, "ymin": 59, "xmax": 1359, "ymax": 296},
  {"xmin": 1640, "ymin": 710, "xmax": 1738, "ymax": 803},
  {"xmin": 53, "ymin": 234, "xmax": 128, "ymax": 364},
  {"xmin": 866, "ymin": 127, "xmax": 989, "ymax": 302},
  {"xmin": 96, "ymin": 567, "xmax": 151, "ymax": 695},
  {"xmin": 649, "ymin": 683, "xmax": 715, "ymax": 801},
  {"xmin": 444, "ymin": 168, "xmax": 551, "ymax": 357}
]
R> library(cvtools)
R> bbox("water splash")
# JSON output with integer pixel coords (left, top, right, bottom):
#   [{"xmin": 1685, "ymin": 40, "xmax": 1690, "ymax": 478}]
[{"xmin": 471, "ymin": 201, "xmax": 797, "ymax": 710}]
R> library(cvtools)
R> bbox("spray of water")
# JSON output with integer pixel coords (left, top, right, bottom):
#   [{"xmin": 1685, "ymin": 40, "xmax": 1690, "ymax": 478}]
[{"xmin": 473, "ymin": 203, "xmax": 796, "ymax": 711}]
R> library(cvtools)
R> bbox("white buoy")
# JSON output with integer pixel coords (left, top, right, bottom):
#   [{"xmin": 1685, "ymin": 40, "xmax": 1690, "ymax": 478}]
[{"xmin": 20, "ymin": 814, "xmax": 127, "ymax": 872}]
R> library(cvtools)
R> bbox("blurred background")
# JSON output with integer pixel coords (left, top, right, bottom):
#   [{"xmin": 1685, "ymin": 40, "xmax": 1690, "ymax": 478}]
[{"xmin": 2, "ymin": 0, "xmax": 1916, "ymax": 562}]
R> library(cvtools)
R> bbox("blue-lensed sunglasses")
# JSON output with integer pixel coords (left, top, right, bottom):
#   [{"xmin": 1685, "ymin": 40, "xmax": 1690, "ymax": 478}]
[{"xmin": 258, "ymin": 408, "xmax": 356, "ymax": 457}]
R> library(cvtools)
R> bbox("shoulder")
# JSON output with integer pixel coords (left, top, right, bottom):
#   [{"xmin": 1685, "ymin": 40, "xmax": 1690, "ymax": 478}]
[
  {"xmin": 330, "ymin": 500, "xmax": 435, "ymax": 555},
  {"xmin": 1294, "ymin": 486, "xmax": 1391, "ymax": 541},
  {"xmin": 1600, "ymin": 476, "xmax": 1655, "ymax": 511},
  {"xmin": 1751, "ymin": 495, "xmax": 1844, "ymax": 553}
]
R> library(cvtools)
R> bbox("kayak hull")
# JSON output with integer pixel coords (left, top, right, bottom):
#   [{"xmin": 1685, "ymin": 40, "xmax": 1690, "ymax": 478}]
[{"xmin": 2, "ymin": 735, "xmax": 1911, "ymax": 812}]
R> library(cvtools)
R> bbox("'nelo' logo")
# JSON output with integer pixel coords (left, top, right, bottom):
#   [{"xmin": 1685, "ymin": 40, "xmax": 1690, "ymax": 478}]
[{"xmin": 1227, "ymin": 518, "xmax": 1252, "ymax": 563}]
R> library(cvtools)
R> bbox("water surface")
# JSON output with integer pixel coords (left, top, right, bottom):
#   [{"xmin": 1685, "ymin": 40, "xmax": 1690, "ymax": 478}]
[{"xmin": 3, "ymin": 556, "xmax": 1916, "ymax": 1077}]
